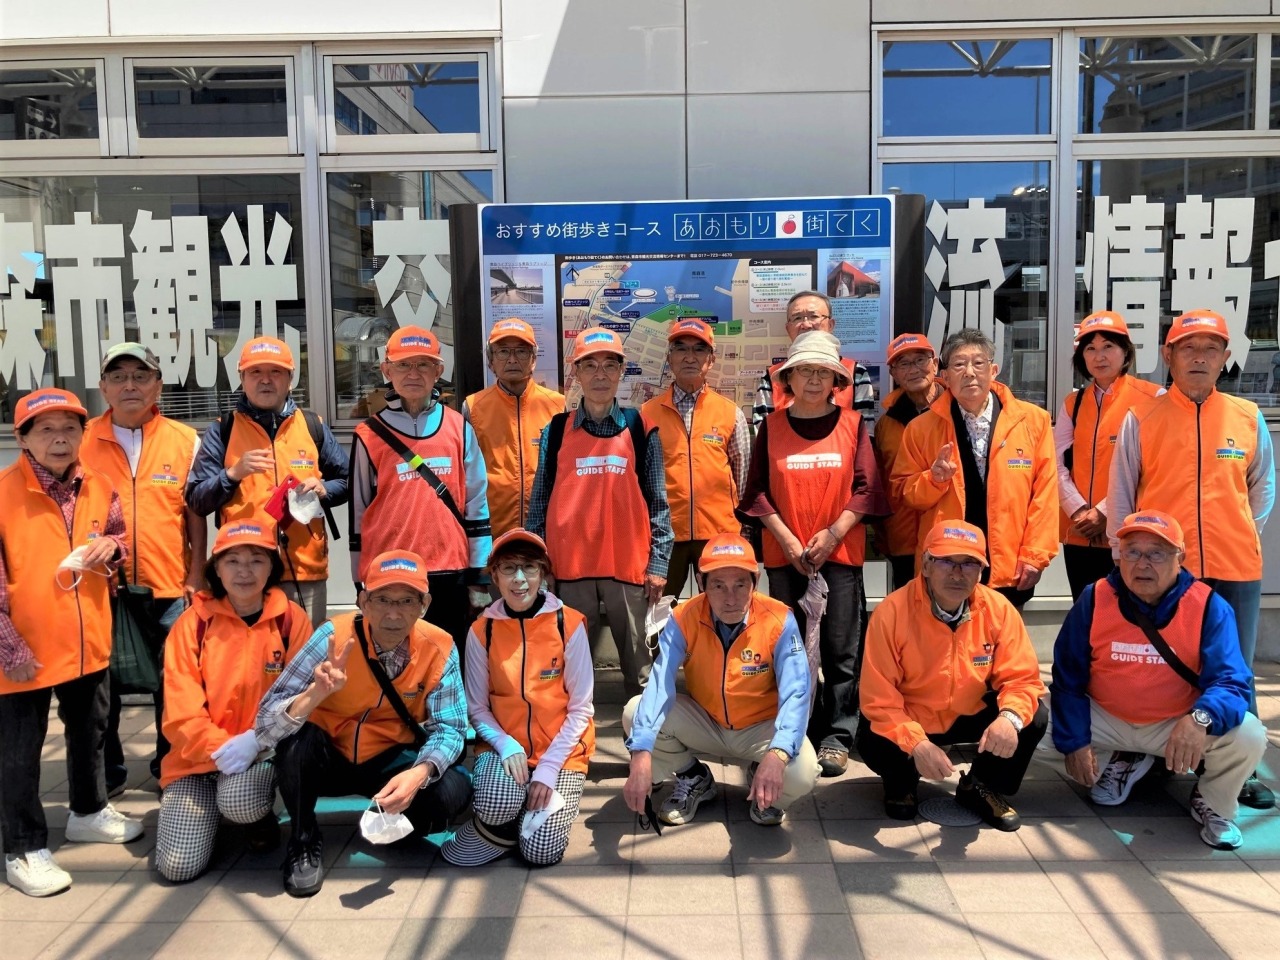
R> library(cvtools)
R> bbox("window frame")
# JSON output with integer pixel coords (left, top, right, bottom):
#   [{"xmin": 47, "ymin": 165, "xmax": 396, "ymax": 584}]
[{"xmin": 0, "ymin": 58, "xmax": 107, "ymax": 159}]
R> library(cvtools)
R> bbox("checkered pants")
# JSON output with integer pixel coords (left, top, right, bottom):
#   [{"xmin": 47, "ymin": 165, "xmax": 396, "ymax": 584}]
[
  {"xmin": 472, "ymin": 751, "xmax": 585, "ymax": 867},
  {"xmin": 154, "ymin": 761, "xmax": 276, "ymax": 882}
]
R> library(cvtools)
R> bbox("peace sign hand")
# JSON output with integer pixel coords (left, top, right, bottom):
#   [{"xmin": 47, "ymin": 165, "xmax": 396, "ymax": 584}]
[{"xmin": 312, "ymin": 635, "xmax": 354, "ymax": 699}]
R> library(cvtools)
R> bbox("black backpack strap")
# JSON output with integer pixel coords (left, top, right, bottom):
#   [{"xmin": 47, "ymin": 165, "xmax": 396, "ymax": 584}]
[
  {"xmin": 621, "ymin": 406, "xmax": 649, "ymax": 477},
  {"xmin": 542, "ymin": 412, "xmax": 569, "ymax": 492},
  {"xmin": 484, "ymin": 618, "xmax": 493, "ymax": 649},
  {"xmin": 354, "ymin": 616, "xmax": 428, "ymax": 750},
  {"xmin": 1069, "ymin": 385, "xmax": 1087, "ymax": 425},
  {"xmin": 218, "ymin": 411, "xmax": 235, "ymax": 451},
  {"xmin": 1117, "ymin": 591, "xmax": 1202, "ymax": 690},
  {"xmin": 363, "ymin": 415, "xmax": 466, "ymax": 530}
]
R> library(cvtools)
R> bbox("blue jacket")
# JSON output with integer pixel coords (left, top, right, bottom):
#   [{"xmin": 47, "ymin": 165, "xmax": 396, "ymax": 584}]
[{"xmin": 1050, "ymin": 568, "xmax": 1253, "ymax": 755}]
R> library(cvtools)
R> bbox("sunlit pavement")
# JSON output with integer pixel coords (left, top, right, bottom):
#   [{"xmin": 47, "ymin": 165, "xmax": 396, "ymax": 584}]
[{"xmin": 7, "ymin": 664, "xmax": 1280, "ymax": 959}]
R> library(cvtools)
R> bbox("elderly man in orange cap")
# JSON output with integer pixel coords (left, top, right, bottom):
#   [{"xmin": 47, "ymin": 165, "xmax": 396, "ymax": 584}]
[
  {"xmin": 858, "ymin": 520, "xmax": 1048, "ymax": 831},
  {"xmin": 1108, "ymin": 309, "xmax": 1276, "ymax": 810},
  {"xmin": 350, "ymin": 326, "xmax": 492, "ymax": 653},
  {"xmin": 462, "ymin": 317, "xmax": 565, "ymax": 538},
  {"xmin": 188, "ymin": 336, "xmax": 349, "ymax": 627},
  {"xmin": 527, "ymin": 326, "xmax": 672, "ymax": 698},
  {"xmin": 622, "ymin": 534, "xmax": 819, "ymax": 828},
  {"xmin": 641, "ymin": 317, "xmax": 750, "ymax": 596}
]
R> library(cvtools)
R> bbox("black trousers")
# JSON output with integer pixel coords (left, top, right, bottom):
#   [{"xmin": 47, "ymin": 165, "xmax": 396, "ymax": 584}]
[
  {"xmin": 1063, "ymin": 544, "xmax": 1115, "ymax": 602},
  {"xmin": 666, "ymin": 539, "xmax": 709, "ymax": 600},
  {"xmin": 0, "ymin": 669, "xmax": 110, "ymax": 855},
  {"xmin": 856, "ymin": 693, "xmax": 1048, "ymax": 797},
  {"xmin": 426, "ymin": 573, "xmax": 473, "ymax": 659},
  {"xmin": 887, "ymin": 555, "xmax": 915, "ymax": 593},
  {"xmin": 275, "ymin": 723, "xmax": 473, "ymax": 847}
]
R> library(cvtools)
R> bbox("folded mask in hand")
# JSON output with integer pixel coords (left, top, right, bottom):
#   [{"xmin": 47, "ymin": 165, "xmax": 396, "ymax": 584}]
[
  {"xmin": 287, "ymin": 485, "xmax": 324, "ymax": 525},
  {"xmin": 55, "ymin": 544, "xmax": 109, "ymax": 591},
  {"xmin": 520, "ymin": 788, "xmax": 566, "ymax": 840},
  {"xmin": 644, "ymin": 594, "xmax": 677, "ymax": 640},
  {"xmin": 359, "ymin": 801, "xmax": 414, "ymax": 845}
]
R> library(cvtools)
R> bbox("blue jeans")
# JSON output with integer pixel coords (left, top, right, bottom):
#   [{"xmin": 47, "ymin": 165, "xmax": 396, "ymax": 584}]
[{"xmin": 1202, "ymin": 578, "xmax": 1261, "ymax": 715}]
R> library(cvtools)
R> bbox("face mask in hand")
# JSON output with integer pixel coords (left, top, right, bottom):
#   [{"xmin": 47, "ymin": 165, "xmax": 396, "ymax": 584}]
[
  {"xmin": 55, "ymin": 544, "xmax": 110, "ymax": 591},
  {"xmin": 287, "ymin": 485, "xmax": 324, "ymax": 525},
  {"xmin": 359, "ymin": 801, "xmax": 414, "ymax": 845}
]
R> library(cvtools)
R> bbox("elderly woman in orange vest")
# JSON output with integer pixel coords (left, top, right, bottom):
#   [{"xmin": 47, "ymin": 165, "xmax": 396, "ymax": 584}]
[
  {"xmin": 441, "ymin": 529, "xmax": 594, "ymax": 867},
  {"xmin": 155, "ymin": 514, "xmax": 312, "ymax": 883},
  {"xmin": 1053, "ymin": 311, "xmax": 1161, "ymax": 600},
  {"xmin": 0, "ymin": 389, "xmax": 143, "ymax": 899},
  {"xmin": 738, "ymin": 331, "xmax": 888, "ymax": 778}
]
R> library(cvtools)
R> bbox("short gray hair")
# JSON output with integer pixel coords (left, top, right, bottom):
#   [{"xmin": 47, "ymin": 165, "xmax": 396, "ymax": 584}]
[
  {"xmin": 786, "ymin": 290, "xmax": 832, "ymax": 315},
  {"xmin": 939, "ymin": 329, "xmax": 996, "ymax": 368}
]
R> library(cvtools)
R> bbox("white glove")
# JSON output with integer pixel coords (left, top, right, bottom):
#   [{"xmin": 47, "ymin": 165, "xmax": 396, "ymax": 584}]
[
  {"xmin": 211, "ymin": 730, "xmax": 260, "ymax": 775},
  {"xmin": 502, "ymin": 750, "xmax": 530, "ymax": 785}
]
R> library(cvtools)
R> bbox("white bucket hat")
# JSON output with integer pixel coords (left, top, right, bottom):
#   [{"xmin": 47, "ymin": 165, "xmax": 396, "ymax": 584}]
[{"xmin": 774, "ymin": 330, "xmax": 848, "ymax": 382}]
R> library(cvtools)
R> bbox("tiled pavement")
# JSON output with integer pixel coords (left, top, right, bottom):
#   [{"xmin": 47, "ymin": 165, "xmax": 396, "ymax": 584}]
[{"xmin": 7, "ymin": 666, "xmax": 1280, "ymax": 959}]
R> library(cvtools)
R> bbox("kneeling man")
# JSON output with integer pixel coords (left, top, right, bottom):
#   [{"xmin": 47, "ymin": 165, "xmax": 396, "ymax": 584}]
[
  {"xmin": 256, "ymin": 550, "xmax": 472, "ymax": 896},
  {"xmin": 623, "ymin": 534, "xmax": 819, "ymax": 827},
  {"xmin": 1051, "ymin": 511, "xmax": 1267, "ymax": 850},
  {"xmin": 858, "ymin": 521, "xmax": 1048, "ymax": 830}
]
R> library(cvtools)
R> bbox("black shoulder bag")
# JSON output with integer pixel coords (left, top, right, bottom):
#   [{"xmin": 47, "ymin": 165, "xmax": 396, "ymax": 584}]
[
  {"xmin": 354, "ymin": 616, "xmax": 428, "ymax": 750},
  {"xmin": 1061, "ymin": 386, "xmax": 1088, "ymax": 471},
  {"xmin": 1117, "ymin": 591, "xmax": 1201, "ymax": 690}
]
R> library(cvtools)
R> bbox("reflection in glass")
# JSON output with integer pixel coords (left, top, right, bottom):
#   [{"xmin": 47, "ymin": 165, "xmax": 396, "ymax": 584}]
[
  {"xmin": 1272, "ymin": 36, "xmax": 1280, "ymax": 128},
  {"xmin": 327, "ymin": 170, "xmax": 494, "ymax": 420},
  {"xmin": 882, "ymin": 39, "xmax": 1052, "ymax": 137},
  {"xmin": 133, "ymin": 64, "xmax": 288, "ymax": 139},
  {"xmin": 0, "ymin": 66, "xmax": 98, "ymax": 141},
  {"xmin": 882, "ymin": 161, "xmax": 1050, "ymax": 408},
  {"xmin": 1079, "ymin": 35, "xmax": 1256, "ymax": 134},
  {"xmin": 331, "ymin": 61, "xmax": 481, "ymax": 137}
]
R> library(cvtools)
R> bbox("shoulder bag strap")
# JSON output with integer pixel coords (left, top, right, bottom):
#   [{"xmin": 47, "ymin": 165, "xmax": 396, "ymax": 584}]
[
  {"xmin": 354, "ymin": 616, "xmax": 428, "ymax": 750},
  {"xmin": 362, "ymin": 415, "xmax": 465, "ymax": 530},
  {"xmin": 1116, "ymin": 591, "xmax": 1201, "ymax": 690}
]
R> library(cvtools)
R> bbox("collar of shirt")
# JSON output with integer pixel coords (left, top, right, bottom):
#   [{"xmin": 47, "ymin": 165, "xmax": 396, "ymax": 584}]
[
  {"xmin": 374, "ymin": 636, "xmax": 411, "ymax": 678},
  {"xmin": 672, "ymin": 384, "xmax": 703, "ymax": 406},
  {"xmin": 713, "ymin": 611, "xmax": 749, "ymax": 647},
  {"xmin": 929, "ymin": 593, "xmax": 970, "ymax": 626},
  {"xmin": 573, "ymin": 400, "xmax": 625, "ymax": 429},
  {"xmin": 961, "ymin": 391, "xmax": 994, "ymax": 429},
  {"xmin": 25, "ymin": 451, "xmax": 83, "ymax": 496}
]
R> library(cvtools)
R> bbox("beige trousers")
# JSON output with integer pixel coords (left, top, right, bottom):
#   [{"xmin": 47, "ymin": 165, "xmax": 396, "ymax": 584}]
[{"xmin": 558, "ymin": 578, "xmax": 651, "ymax": 698}]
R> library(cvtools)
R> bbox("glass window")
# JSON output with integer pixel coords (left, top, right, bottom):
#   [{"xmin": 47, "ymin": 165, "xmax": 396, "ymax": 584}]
[
  {"xmin": 327, "ymin": 170, "xmax": 494, "ymax": 419},
  {"xmin": 132, "ymin": 63, "xmax": 289, "ymax": 139},
  {"xmin": 0, "ymin": 174, "xmax": 307, "ymax": 424},
  {"xmin": 0, "ymin": 65, "xmax": 99, "ymax": 142},
  {"xmin": 329, "ymin": 59, "xmax": 483, "ymax": 140},
  {"xmin": 882, "ymin": 161, "xmax": 1051, "ymax": 408},
  {"xmin": 1076, "ymin": 155, "xmax": 1280, "ymax": 408},
  {"xmin": 1079, "ymin": 35, "xmax": 1256, "ymax": 134},
  {"xmin": 1271, "ymin": 35, "xmax": 1280, "ymax": 129},
  {"xmin": 882, "ymin": 39, "xmax": 1052, "ymax": 137}
]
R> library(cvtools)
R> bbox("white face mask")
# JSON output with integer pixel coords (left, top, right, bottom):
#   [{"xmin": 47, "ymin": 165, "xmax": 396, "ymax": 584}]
[
  {"xmin": 521, "ymin": 788, "xmax": 566, "ymax": 840},
  {"xmin": 644, "ymin": 594, "xmax": 677, "ymax": 653},
  {"xmin": 359, "ymin": 801, "xmax": 414, "ymax": 846},
  {"xmin": 287, "ymin": 485, "xmax": 325, "ymax": 525},
  {"xmin": 55, "ymin": 544, "xmax": 110, "ymax": 591}
]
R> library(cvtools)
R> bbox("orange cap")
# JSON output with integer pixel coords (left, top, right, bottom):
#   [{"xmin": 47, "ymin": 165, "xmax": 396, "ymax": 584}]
[
  {"xmin": 1075, "ymin": 310, "xmax": 1130, "ymax": 342},
  {"xmin": 922, "ymin": 520, "xmax": 988, "ymax": 566},
  {"xmin": 1115, "ymin": 510, "xmax": 1184, "ymax": 551},
  {"xmin": 238, "ymin": 337, "xmax": 294, "ymax": 372},
  {"xmin": 886, "ymin": 332, "xmax": 935, "ymax": 365},
  {"xmin": 212, "ymin": 514, "xmax": 279, "ymax": 555},
  {"xmin": 667, "ymin": 317, "xmax": 715, "ymax": 348},
  {"xmin": 364, "ymin": 550, "xmax": 430, "ymax": 594},
  {"xmin": 1166, "ymin": 309, "xmax": 1229, "ymax": 346},
  {"xmin": 570, "ymin": 326, "xmax": 626, "ymax": 363},
  {"xmin": 488, "ymin": 317, "xmax": 538, "ymax": 348},
  {"xmin": 698, "ymin": 533, "xmax": 758, "ymax": 575},
  {"xmin": 14, "ymin": 388, "xmax": 88, "ymax": 431},
  {"xmin": 385, "ymin": 326, "xmax": 442, "ymax": 363},
  {"xmin": 490, "ymin": 528, "xmax": 549, "ymax": 558}
]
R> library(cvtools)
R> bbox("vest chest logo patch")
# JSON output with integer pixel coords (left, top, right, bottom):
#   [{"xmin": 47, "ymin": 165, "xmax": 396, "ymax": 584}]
[
  {"xmin": 401, "ymin": 682, "xmax": 426, "ymax": 700},
  {"xmin": 741, "ymin": 663, "xmax": 771, "ymax": 678},
  {"xmin": 151, "ymin": 463, "xmax": 180, "ymax": 486},
  {"xmin": 702, "ymin": 430, "xmax": 725, "ymax": 447},
  {"xmin": 1216, "ymin": 438, "xmax": 1247, "ymax": 461},
  {"xmin": 1110, "ymin": 640, "xmax": 1166, "ymax": 664},
  {"xmin": 265, "ymin": 650, "xmax": 284, "ymax": 674},
  {"xmin": 539, "ymin": 656, "xmax": 562, "ymax": 681},
  {"xmin": 575, "ymin": 455, "xmax": 629, "ymax": 476},
  {"xmin": 1006, "ymin": 447, "xmax": 1032, "ymax": 470},
  {"xmin": 784, "ymin": 452, "xmax": 842, "ymax": 471},
  {"xmin": 396, "ymin": 456, "xmax": 453, "ymax": 481},
  {"xmin": 290, "ymin": 449, "xmax": 316, "ymax": 471},
  {"xmin": 971, "ymin": 655, "xmax": 992, "ymax": 667}
]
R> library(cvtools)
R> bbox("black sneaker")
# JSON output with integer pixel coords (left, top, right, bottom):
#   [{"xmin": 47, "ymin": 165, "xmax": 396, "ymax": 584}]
[
  {"xmin": 883, "ymin": 789, "xmax": 918, "ymax": 821},
  {"xmin": 955, "ymin": 772, "xmax": 1020, "ymax": 832},
  {"xmin": 1239, "ymin": 774, "xmax": 1276, "ymax": 810},
  {"xmin": 247, "ymin": 813, "xmax": 281, "ymax": 853},
  {"xmin": 283, "ymin": 837, "xmax": 324, "ymax": 898}
]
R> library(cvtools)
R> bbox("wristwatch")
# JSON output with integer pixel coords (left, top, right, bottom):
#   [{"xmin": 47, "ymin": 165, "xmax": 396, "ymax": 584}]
[
  {"xmin": 768, "ymin": 747, "xmax": 791, "ymax": 765},
  {"xmin": 998, "ymin": 709, "xmax": 1024, "ymax": 733},
  {"xmin": 1191, "ymin": 708, "xmax": 1213, "ymax": 731}
]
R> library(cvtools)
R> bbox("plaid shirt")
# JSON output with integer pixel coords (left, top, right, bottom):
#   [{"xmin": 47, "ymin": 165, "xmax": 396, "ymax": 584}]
[
  {"xmin": 255, "ymin": 618, "xmax": 467, "ymax": 781},
  {"xmin": 0, "ymin": 454, "xmax": 128, "ymax": 673},
  {"xmin": 752, "ymin": 362, "xmax": 876, "ymax": 430},
  {"xmin": 672, "ymin": 384, "xmax": 751, "ymax": 497}
]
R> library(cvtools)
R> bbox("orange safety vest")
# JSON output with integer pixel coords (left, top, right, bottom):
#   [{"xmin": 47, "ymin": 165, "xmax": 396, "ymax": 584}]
[
  {"xmin": 354, "ymin": 409, "xmax": 468, "ymax": 579},
  {"xmin": 473, "ymin": 605, "xmax": 594, "ymax": 772},
  {"xmin": 0, "ymin": 458, "xmax": 115, "ymax": 695},
  {"xmin": 303, "ymin": 612, "xmax": 453, "ymax": 764},
  {"xmin": 1087, "ymin": 577, "xmax": 1207, "ymax": 726},
  {"xmin": 641, "ymin": 385, "xmax": 740, "ymax": 542},
  {"xmin": 1059, "ymin": 376, "xmax": 1162, "ymax": 546},
  {"xmin": 221, "ymin": 410, "xmax": 327, "ymax": 581},
  {"xmin": 874, "ymin": 383, "xmax": 943, "ymax": 557},
  {"xmin": 763, "ymin": 407, "xmax": 866, "ymax": 569},
  {"xmin": 466, "ymin": 382, "xmax": 564, "ymax": 538},
  {"xmin": 1133, "ymin": 387, "xmax": 1262, "ymax": 580},
  {"xmin": 159, "ymin": 588, "xmax": 310, "ymax": 787},
  {"xmin": 82, "ymin": 410, "xmax": 198, "ymax": 598},
  {"xmin": 769, "ymin": 356, "xmax": 857, "ymax": 413},
  {"xmin": 676, "ymin": 592, "xmax": 791, "ymax": 730},
  {"xmin": 544, "ymin": 415, "xmax": 651, "ymax": 585}
]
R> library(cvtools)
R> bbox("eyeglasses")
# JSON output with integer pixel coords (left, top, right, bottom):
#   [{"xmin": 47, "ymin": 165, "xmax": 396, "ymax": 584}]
[
  {"xmin": 389, "ymin": 360, "xmax": 439, "ymax": 375},
  {"xmin": 104, "ymin": 370, "xmax": 158, "ymax": 385},
  {"xmin": 786, "ymin": 312, "xmax": 830, "ymax": 325},
  {"xmin": 669, "ymin": 343, "xmax": 713, "ymax": 357},
  {"xmin": 1119, "ymin": 547, "xmax": 1174, "ymax": 566},
  {"xmin": 793, "ymin": 366, "xmax": 836, "ymax": 381},
  {"xmin": 577, "ymin": 359, "xmax": 623, "ymax": 377},
  {"xmin": 947, "ymin": 358, "xmax": 991, "ymax": 374},
  {"xmin": 492, "ymin": 347, "xmax": 534, "ymax": 361},
  {"xmin": 890, "ymin": 355, "xmax": 934, "ymax": 371},
  {"xmin": 368, "ymin": 595, "xmax": 423, "ymax": 611},
  {"xmin": 495, "ymin": 562, "xmax": 542, "ymax": 579},
  {"xmin": 931, "ymin": 557, "xmax": 984, "ymax": 575}
]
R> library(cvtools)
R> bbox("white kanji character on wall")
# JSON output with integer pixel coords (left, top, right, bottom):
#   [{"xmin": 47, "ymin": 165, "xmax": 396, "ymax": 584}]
[
  {"xmin": 45, "ymin": 211, "xmax": 126, "ymax": 379},
  {"xmin": 219, "ymin": 205, "xmax": 300, "ymax": 389},
  {"xmin": 0, "ymin": 215, "xmax": 47, "ymax": 389},
  {"xmin": 1082, "ymin": 195, "xmax": 1165, "ymax": 375},
  {"xmin": 371, "ymin": 208, "xmax": 455, "ymax": 376},
  {"xmin": 1170, "ymin": 195, "xmax": 1255, "ymax": 363},
  {"xmin": 923, "ymin": 199, "xmax": 1009, "ymax": 367}
]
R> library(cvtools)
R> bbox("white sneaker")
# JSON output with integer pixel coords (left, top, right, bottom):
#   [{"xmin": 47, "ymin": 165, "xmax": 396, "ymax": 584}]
[
  {"xmin": 1190, "ymin": 787, "xmax": 1243, "ymax": 850},
  {"xmin": 65, "ymin": 804, "xmax": 144, "ymax": 844},
  {"xmin": 1090, "ymin": 752, "xmax": 1156, "ymax": 806},
  {"xmin": 5, "ymin": 849, "xmax": 72, "ymax": 897}
]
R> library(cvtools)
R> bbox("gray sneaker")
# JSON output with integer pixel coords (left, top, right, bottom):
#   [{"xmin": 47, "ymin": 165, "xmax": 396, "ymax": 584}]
[
  {"xmin": 658, "ymin": 762, "xmax": 716, "ymax": 825},
  {"xmin": 1190, "ymin": 787, "xmax": 1243, "ymax": 850},
  {"xmin": 749, "ymin": 803, "xmax": 785, "ymax": 826},
  {"xmin": 1090, "ymin": 752, "xmax": 1155, "ymax": 806}
]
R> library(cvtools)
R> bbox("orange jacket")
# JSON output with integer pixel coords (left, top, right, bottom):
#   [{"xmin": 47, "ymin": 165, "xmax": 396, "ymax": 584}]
[
  {"xmin": 466, "ymin": 382, "xmax": 565, "ymax": 537},
  {"xmin": 1058, "ymin": 376, "xmax": 1161, "ymax": 545},
  {"xmin": 472, "ymin": 605, "xmax": 595, "ymax": 772},
  {"xmin": 159, "ymin": 588, "xmax": 311, "ymax": 787},
  {"xmin": 860, "ymin": 576, "xmax": 1046, "ymax": 753},
  {"xmin": 873, "ymin": 382, "xmax": 944, "ymax": 557},
  {"xmin": 641, "ymin": 386, "xmax": 740, "ymax": 542},
  {"xmin": 0, "ymin": 458, "xmax": 115, "ymax": 695},
  {"xmin": 222, "ymin": 410, "xmax": 327, "ymax": 580},
  {"xmin": 82, "ymin": 410, "xmax": 198, "ymax": 598},
  {"xmin": 304, "ymin": 612, "xmax": 453, "ymax": 764},
  {"xmin": 890, "ymin": 382, "xmax": 1059, "ymax": 587}
]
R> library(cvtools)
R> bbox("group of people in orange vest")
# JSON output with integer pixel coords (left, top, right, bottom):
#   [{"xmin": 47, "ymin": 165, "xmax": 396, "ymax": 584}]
[{"xmin": 0, "ymin": 288, "xmax": 1272, "ymax": 900}]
